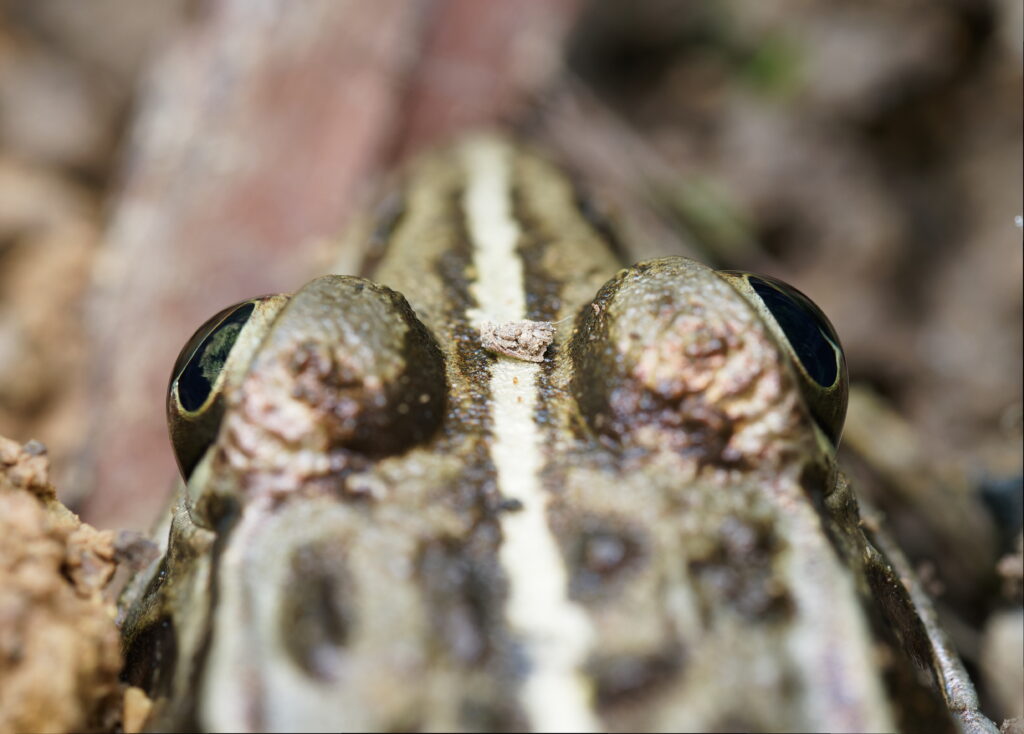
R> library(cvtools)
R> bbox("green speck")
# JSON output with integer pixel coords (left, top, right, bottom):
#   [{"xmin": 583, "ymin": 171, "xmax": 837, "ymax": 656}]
[
  {"xmin": 661, "ymin": 176, "xmax": 757, "ymax": 267},
  {"xmin": 740, "ymin": 34, "xmax": 803, "ymax": 97},
  {"xmin": 199, "ymin": 322, "xmax": 243, "ymax": 385}
]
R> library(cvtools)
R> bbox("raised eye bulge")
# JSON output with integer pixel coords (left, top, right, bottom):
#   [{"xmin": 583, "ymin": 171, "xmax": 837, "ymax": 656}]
[{"xmin": 570, "ymin": 257, "xmax": 849, "ymax": 458}]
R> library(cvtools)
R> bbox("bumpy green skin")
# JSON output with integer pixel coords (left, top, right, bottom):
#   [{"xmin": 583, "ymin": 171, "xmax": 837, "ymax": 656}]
[{"xmin": 120, "ymin": 137, "xmax": 994, "ymax": 733}]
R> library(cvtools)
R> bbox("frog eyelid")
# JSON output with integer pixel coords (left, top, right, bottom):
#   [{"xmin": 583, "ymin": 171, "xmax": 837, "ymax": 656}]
[
  {"xmin": 745, "ymin": 275, "xmax": 842, "ymax": 390},
  {"xmin": 716, "ymin": 270, "xmax": 849, "ymax": 447},
  {"xmin": 167, "ymin": 295, "xmax": 288, "ymax": 479},
  {"xmin": 171, "ymin": 301, "xmax": 258, "ymax": 416}
]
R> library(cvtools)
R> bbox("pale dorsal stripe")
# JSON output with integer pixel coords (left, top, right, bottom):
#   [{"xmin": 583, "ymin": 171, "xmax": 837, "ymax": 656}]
[{"xmin": 461, "ymin": 137, "xmax": 600, "ymax": 733}]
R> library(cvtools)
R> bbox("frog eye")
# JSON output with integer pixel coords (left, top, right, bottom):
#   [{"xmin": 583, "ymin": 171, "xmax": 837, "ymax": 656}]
[
  {"xmin": 167, "ymin": 295, "xmax": 289, "ymax": 479},
  {"xmin": 717, "ymin": 271, "xmax": 848, "ymax": 446}
]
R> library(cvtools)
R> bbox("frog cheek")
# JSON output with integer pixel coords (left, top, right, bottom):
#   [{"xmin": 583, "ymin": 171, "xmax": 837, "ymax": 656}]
[
  {"xmin": 167, "ymin": 295, "xmax": 290, "ymax": 480},
  {"xmin": 570, "ymin": 256, "xmax": 807, "ymax": 467},
  {"xmin": 715, "ymin": 271, "xmax": 849, "ymax": 448}
]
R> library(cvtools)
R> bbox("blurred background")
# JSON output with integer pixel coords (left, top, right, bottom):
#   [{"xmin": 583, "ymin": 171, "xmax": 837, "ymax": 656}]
[{"xmin": 0, "ymin": 0, "xmax": 1020, "ymax": 722}]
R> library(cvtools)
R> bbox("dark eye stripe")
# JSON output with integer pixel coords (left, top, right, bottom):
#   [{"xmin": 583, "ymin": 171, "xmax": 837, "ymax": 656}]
[
  {"xmin": 748, "ymin": 276, "xmax": 838, "ymax": 388},
  {"xmin": 174, "ymin": 302, "xmax": 256, "ymax": 412}
]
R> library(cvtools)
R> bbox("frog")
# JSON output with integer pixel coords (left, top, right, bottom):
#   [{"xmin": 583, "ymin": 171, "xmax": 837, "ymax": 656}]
[{"xmin": 118, "ymin": 135, "xmax": 998, "ymax": 733}]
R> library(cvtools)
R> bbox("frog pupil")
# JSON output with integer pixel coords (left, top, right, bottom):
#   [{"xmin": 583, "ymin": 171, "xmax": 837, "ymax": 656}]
[
  {"xmin": 176, "ymin": 302, "xmax": 255, "ymax": 412},
  {"xmin": 748, "ymin": 276, "xmax": 838, "ymax": 387}
]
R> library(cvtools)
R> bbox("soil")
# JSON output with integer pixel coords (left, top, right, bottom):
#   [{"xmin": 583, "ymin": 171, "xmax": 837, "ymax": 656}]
[{"xmin": 0, "ymin": 435, "xmax": 122, "ymax": 734}]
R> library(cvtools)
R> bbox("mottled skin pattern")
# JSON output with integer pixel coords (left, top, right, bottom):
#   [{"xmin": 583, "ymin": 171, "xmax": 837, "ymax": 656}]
[{"xmin": 120, "ymin": 137, "xmax": 994, "ymax": 733}]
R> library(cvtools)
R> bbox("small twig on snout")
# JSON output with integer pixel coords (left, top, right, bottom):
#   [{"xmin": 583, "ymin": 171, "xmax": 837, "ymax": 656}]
[{"xmin": 479, "ymin": 319, "xmax": 558, "ymax": 363}]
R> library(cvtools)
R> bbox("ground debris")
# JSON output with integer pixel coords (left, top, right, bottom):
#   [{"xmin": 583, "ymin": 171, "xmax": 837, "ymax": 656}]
[
  {"xmin": 479, "ymin": 319, "xmax": 556, "ymax": 363},
  {"xmin": 0, "ymin": 434, "xmax": 122, "ymax": 734}
]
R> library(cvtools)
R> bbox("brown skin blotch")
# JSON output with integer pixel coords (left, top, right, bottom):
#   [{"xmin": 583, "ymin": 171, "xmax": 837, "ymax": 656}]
[
  {"xmin": 280, "ymin": 540, "xmax": 356, "ymax": 681},
  {"xmin": 589, "ymin": 646, "xmax": 686, "ymax": 708},
  {"xmin": 687, "ymin": 515, "xmax": 793, "ymax": 623},
  {"xmin": 567, "ymin": 517, "xmax": 648, "ymax": 602}
]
